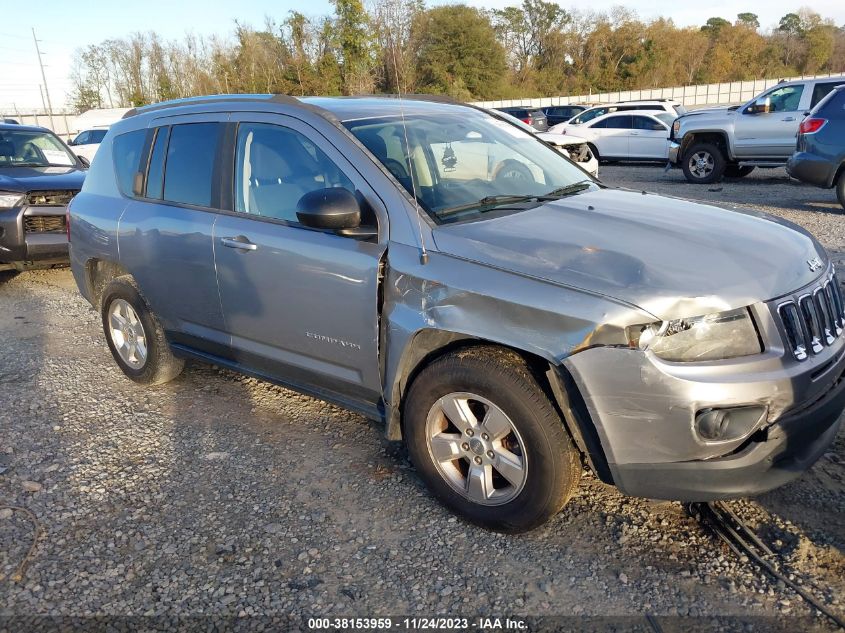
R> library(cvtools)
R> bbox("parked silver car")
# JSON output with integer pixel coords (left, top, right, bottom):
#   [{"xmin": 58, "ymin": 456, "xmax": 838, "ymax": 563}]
[{"xmin": 68, "ymin": 95, "xmax": 845, "ymax": 532}]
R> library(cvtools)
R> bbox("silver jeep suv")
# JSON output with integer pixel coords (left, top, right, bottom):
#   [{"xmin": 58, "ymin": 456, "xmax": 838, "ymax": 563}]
[{"xmin": 68, "ymin": 95, "xmax": 845, "ymax": 532}]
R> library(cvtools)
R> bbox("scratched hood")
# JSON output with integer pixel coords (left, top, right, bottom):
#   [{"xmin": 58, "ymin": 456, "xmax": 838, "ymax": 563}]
[{"xmin": 432, "ymin": 188, "xmax": 827, "ymax": 320}]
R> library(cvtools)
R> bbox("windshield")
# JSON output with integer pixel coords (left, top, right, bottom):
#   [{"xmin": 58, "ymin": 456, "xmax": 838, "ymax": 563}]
[
  {"xmin": 345, "ymin": 110, "xmax": 593, "ymax": 224},
  {"xmin": 0, "ymin": 129, "xmax": 77, "ymax": 167}
]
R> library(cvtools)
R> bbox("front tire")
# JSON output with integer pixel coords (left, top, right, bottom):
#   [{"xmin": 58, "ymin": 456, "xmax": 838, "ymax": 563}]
[
  {"xmin": 101, "ymin": 276, "xmax": 184, "ymax": 385},
  {"xmin": 404, "ymin": 346, "xmax": 581, "ymax": 533},
  {"xmin": 681, "ymin": 142, "xmax": 726, "ymax": 184}
]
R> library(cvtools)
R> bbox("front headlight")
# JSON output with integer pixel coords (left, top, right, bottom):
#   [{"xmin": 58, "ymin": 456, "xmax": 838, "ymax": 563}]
[
  {"xmin": 0, "ymin": 192, "xmax": 24, "ymax": 208},
  {"xmin": 672, "ymin": 120, "xmax": 680, "ymax": 137},
  {"xmin": 627, "ymin": 307, "xmax": 762, "ymax": 362}
]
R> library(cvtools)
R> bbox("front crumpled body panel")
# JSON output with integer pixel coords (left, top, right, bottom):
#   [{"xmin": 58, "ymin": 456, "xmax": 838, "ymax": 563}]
[{"xmin": 380, "ymin": 241, "xmax": 654, "ymax": 438}]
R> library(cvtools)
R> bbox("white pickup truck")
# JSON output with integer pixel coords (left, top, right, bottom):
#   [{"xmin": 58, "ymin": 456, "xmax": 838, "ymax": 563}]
[{"xmin": 668, "ymin": 76, "xmax": 845, "ymax": 183}]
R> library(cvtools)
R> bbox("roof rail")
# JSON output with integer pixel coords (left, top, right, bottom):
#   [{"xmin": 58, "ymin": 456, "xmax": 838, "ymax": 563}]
[{"xmin": 122, "ymin": 94, "xmax": 283, "ymax": 119}]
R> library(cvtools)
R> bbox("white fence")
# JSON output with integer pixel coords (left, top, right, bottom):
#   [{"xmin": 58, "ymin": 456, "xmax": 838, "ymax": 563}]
[
  {"xmin": 0, "ymin": 112, "xmax": 76, "ymax": 140},
  {"xmin": 472, "ymin": 72, "xmax": 845, "ymax": 109}
]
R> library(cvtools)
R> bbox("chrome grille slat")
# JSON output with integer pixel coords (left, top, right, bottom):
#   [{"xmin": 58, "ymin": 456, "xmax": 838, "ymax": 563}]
[
  {"xmin": 798, "ymin": 295, "xmax": 823, "ymax": 354},
  {"xmin": 815, "ymin": 287, "xmax": 836, "ymax": 345},
  {"xmin": 778, "ymin": 273, "xmax": 844, "ymax": 360}
]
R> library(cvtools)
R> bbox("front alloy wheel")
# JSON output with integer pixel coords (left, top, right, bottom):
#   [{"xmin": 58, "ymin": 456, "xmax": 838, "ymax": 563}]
[
  {"xmin": 404, "ymin": 346, "xmax": 582, "ymax": 532},
  {"xmin": 681, "ymin": 142, "xmax": 726, "ymax": 184},
  {"xmin": 426, "ymin": 392, "xmax": 528, "ymax": 506}
]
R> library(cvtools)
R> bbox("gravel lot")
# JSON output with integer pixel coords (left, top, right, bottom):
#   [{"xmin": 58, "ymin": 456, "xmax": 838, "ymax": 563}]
[{"xmin": 1, "ymin": 165, "xmax": 844, "ymax": 629}]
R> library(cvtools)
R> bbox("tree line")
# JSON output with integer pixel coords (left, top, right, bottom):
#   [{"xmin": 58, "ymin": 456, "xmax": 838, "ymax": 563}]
[{"xmin": 69, "ymin": 1, "xmax": 845, "ymax": 111}]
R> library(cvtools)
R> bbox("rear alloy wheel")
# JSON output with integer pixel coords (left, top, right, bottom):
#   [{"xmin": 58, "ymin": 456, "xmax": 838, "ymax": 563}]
[
  {"xmin": 837, "ymin": 172, "xmax": 845, "ymax": 211},
  {"xmin": 682, "ymin": 142, "xmax": 726, "ymax": 184},
  {"xmin": 404, "ymin": 346, "xmax": 581, "ymax": 533},
  {"xmin": 724, "ymin": 165, "xmax": 755, "ymax": 178},
  {"xmin": 101, "ymin": 276, "xmax": 184, "ymax": 385}
]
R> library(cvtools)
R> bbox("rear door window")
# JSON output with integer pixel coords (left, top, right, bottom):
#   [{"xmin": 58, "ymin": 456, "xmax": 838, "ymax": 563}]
[
  {"xmin": 810, "ymin": 82, "xmax": 845, "ymax": 108},
  {"xmin": 112, "ymin": 129, "xmax": 147, "ymax": 197},
  {"xmin": 162, "ymin": 122, "xmax": 222, "ymax": 208},
  {"xmin": 602, "ymin": 115, "xmax": 633, "ymax": 129}
]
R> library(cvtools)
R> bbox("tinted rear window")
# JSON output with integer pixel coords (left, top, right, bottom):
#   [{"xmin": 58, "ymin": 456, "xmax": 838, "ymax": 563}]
[
  {"xmin": 811, "ymin": 82, "xmax": 845, "ymax": 109},
  {"xmin": 112, "ymin": 129, "xmax": 147, "ymax": 197},
  {"xmin": 162, "ymin": 123, "xmax": 221, "ymax": 207}
]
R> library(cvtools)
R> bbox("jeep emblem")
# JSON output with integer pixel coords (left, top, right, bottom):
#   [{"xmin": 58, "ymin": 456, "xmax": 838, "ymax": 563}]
[{"xmin": 807, "ymin": 257, "xmax": 823, "ymax": 272}]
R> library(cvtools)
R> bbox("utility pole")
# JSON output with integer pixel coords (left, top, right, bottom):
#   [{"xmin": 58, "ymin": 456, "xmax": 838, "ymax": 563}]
[{"xmin": 32, "ymin": 27, "xmax": 55, "ymax": 130}]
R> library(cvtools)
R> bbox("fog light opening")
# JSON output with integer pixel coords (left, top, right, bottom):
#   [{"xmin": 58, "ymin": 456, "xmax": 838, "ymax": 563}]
[
  {"xmin": 695, "ymin": 405, "xmax": 768, "ymax": 443},
  {"xmin": 696, "ymin": 409, "xmax": 730, "ymax": 440}
]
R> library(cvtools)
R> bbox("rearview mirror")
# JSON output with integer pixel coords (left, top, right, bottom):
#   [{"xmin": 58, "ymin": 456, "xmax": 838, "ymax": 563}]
[{"xmin": 297, "ymin": 188, "xmax": 376, "ymax": 238}]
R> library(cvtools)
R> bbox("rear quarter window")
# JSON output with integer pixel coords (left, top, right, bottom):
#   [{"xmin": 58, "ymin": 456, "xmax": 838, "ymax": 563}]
[{"xmin": 112, "ymin": 129, "xmax": 147, "ymax": 197}]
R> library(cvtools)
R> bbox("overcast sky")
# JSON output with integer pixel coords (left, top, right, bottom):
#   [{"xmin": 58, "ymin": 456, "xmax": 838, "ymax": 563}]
[{"xmin": 2, "ymin": 0, "xmax": 843, "ymax": 112}]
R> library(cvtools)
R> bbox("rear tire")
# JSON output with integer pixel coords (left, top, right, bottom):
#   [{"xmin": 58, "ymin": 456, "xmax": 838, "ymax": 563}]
[
  {"xmin": 681, "ymin": 142, "xmax": 726, "ymax": 184},
  {"xmin": 724, "ymin": 165, "xmax": 755, "ymax": 178},
  {"xmin": 101, "ymin": 276, "xmax": 184, "ymax": 385},
  {"xmin": 837, "ymin": 172, "xmax": 845, "ymax": 211},
  {"xmin": 404, "ymin": 346, "xmax": 581, "ymax": 533}
]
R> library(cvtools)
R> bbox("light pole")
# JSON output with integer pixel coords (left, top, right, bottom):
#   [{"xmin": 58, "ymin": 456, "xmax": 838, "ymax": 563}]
[{"xmin": 32, "ymin": 27, "xmax": 55, "ymax": 131}]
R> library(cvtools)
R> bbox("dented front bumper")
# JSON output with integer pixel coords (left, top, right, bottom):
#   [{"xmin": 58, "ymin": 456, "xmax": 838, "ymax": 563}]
[{"xmin": 562, "ymin": 303, "xmax": 845, "ymax": 501}]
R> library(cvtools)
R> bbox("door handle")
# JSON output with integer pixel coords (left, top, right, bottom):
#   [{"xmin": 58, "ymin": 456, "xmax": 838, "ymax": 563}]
[
  {"xmin": 220, "ymin": 236, "xmax": 257, "ymax": 251},
  {"xmin": 783, "ymin": 116, "xmax": 796, "ymax": 122}
]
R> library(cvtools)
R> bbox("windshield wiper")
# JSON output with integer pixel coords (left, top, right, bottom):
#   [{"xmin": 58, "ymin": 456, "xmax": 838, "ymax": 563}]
[
  {"xmin": 541, "ymin": 180, "xmax": 594, "ymax": 199},
  {"xmin": 437, "ymin": 194, "xmax": 543, "ymax": 218}
]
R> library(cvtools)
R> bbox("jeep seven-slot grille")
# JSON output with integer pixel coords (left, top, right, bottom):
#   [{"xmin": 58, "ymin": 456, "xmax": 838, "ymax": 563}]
[
  {"xmin": 26, "ymin": 190, "xmax": 78, "ymax": 206},
  {"xmin": 24, "ymin": 215, "xmax": 66, "ymax": 233},
  {"xmin": 777, "ymin": 274, "xmax": 845, "ymax": 360}
]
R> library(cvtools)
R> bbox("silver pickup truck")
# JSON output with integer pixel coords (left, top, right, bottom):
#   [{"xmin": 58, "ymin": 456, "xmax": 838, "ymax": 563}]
[{"xmin": 668, "ymin": 76, "xmax": 845, "ymax": 183}]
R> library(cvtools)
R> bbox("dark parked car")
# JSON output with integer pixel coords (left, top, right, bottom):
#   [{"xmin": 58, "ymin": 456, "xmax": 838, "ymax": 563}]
[
  {"xmin": 493, "ymin": 107, "xmax": 548, "ymax": 131},
  {"xmin": 543, "ymin": 104, "xmax": 587, "ymax": 127},
  {"xmin": 0, "ymin": 123, "xmax": 87, "ymax": 274},
  {"xmin": 787, "ymin": 84, "xmax": 845, "ymax": 210},
  {"xmin": 69, "ymin": 95, "xmax": 845, "ymax": 532}
]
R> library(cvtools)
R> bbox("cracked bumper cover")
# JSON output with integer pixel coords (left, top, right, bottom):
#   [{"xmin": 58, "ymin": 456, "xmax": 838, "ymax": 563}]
[{"xmin": 563, "ymin": 337, "xmax": 845, "ymax": 501}]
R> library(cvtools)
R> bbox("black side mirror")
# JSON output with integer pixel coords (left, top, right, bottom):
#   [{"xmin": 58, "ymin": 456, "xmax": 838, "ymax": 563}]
[
  {"xmin": 78, "ymin": 156, "xmax": 91, "ymax": 168},
  {"xmin": 297, "ymin": 188, "xmax": 376, "ymax": 238}
]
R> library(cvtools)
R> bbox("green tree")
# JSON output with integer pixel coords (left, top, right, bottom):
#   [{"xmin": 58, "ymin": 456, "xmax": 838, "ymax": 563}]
[
  {"xmin": 736, "ymin": 13, "xmax": 759, "ymax": 29},
  {"xmin": 701, "ymin": 17, "xmax": 730, "ymax": 37},
  {"xmin": 412, "ymin": 5, "xmax": 507, "ymax": 99},
  {"xmin": 332, "ymin": 0, "xmax": 374, "ymax": 94}
]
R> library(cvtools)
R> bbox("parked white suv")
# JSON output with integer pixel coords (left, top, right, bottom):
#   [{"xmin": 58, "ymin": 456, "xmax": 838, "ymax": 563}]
[
  {"xmin": 68, "ymin": 127, "xmax": 109, "ymax": 163},
  {"xmin": 551, "ymin": 99, "xmax": 685, "ymax": 130}
]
